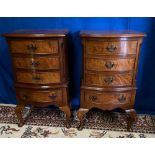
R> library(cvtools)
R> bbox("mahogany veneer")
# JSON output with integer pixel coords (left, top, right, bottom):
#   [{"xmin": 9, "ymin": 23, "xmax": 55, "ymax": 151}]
[
  {"xmin": 77, "ymin": 30, "xmax": 146, "ymax": 131},
  {"xmin": 4, "ymin": 29, "xmax": 71, "ymax": 128}
]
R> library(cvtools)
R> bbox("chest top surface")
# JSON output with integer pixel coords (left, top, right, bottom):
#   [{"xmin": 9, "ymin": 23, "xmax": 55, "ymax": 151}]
[
  {"xmin": 80, "ymin": 30, "xmax": 146, "ymax": 38},
  {"xmin": 3, "ymin": 29, "xmax": 69, "ymax": 38}
]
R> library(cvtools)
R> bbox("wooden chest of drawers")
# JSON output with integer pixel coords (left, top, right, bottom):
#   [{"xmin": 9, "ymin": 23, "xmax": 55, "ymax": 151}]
[
  {"xmin": 77, "ymin": 30, "xmax": 146, "ymax": 131},
  {"xmin": 4, "ymin": 30, "xmax": 71, "ymax": 127}
]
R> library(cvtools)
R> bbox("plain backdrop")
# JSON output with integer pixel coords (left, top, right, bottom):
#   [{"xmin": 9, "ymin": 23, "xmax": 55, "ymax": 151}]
[{"xmin": 0, "ymin": 17, "xmax": 155, "ymax": 113}]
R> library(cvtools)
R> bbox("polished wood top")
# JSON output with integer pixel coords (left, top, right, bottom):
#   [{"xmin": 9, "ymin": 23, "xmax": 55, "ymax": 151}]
[
  {"xmin": 4, "ymin": 29, "xmax": 69, "ymax": 38},
  {"xmin": 80, "ymin": 30, "xmax": 146, "ymax": 38}
]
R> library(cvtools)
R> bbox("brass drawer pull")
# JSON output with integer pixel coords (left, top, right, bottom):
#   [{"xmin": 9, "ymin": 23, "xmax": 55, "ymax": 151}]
[
  {"xmin": 49, "ymin": 94, "xmax": 57, "ymax": 100},
  {"xmin": 27, "ymin": 44, "xmax": 37, "ymax": 53},
  {"xmin": 32, "ymin": 76, "xmax": 41, "ymax": 81},
  {"xmin": 104, "ymin": 76, "xmax": 114, "ymax": 84},
  {"xmin": 89, "ymin": 95, "xmax": 97, "ymax": 101},
  {"xmin": 106, "ymin": 45, "xmax": 117, "ymax": 52},
  {"xmin": 118, "ymin": 95, "xmax": 126, "ymax": 103},
  {"xmin": 22, "ymin": 94, "xmax": 29, "ymax": 100},
  {"xmin": 105, "ymin": 61, "xmax": 115, "ymax": 69},
  {"xmin": 31, "ymin": 61, "xmax": 40, "ymax": 67}
]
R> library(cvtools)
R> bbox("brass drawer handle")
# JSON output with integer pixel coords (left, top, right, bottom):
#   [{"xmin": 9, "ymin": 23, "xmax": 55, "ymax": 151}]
[
  {"xmin": 22, "ymin": 94, "xmax": 29, "ymax": 100},
  {"xmin": 49, "ymin": 94, "xmax": 57, "ymax": 100},
  {"xmin": 89, "ymin": 95, "xmax": 97, "ymax": 101},
  {"xmin": 27, "ymin": 44, "xmax": 37, "ymax": 53},
  {"xmin": 118, "ymin": 95, "xmax": 126, "ymax": 103},
  {"xmin": 106, "ymin": 45, "xmax": 117, "ymax": 52},
  {"xmin": 105, "ymin": 61, "xmax": 115, "ymax": 69},
  {"xmin": 32, "ymin": 76, "xmax": 41, "ymax": 81},
  {"xmin": 31, "ymin": 61, "xmax": 40, "ymax": 67},
  {"xmin": 104, "ymin": 76, "xmax": 114, "ymax": 84}
]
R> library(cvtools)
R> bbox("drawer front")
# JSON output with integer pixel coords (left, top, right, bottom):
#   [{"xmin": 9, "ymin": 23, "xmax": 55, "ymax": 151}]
[
  {"xmin": 85, "ymin": 40, "xmax": 137, "ymax": 56},
  {"xmin": 16, "ymin": 71, "xmax": 61, "ymax": 84},
  {"xmin": 9, "ymin": 40, "xmax": 58, "ymax": 54},
  {"xmin": 84, "ymin": 91, "xmax": 131, "ymax": 106},
  {"xmin": 13, "ymin": 56, "xmax": 60, "ymax": 70},
  {"xmin": 85, "ymin": 72, "xmax": 133, "ymax": 87},
  {"xmin": 86, "ymin": 58, "xmax": 135, "ymax": 72},
  {"xmin": 17, "ymin": 89, "xmax": 62, "ymax": 103}
]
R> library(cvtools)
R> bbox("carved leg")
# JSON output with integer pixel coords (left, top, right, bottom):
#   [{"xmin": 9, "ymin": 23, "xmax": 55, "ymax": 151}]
[
  {"xmin": 77, "ymin": 108, "xmax": 88, "ymax": 131},
  {"xmin": 125, "ymin": 109, "xmax": 137, "ymax": 131},
  {"xmin": 60, "ymin": 105, "xmax": 71, "ymax": 129},
  {"xmin": 15, "ymin": 102, "xmax": 26, "ymax": 127}
]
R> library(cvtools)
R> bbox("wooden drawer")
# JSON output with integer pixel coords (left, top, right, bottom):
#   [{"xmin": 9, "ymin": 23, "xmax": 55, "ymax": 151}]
[
  {"xmin": 85, "ymin": 72, "xmax": 133, "ymax": 87},
  {"xmin": 13, "ymin": 56, "xmax": 60, "ymax": 70},
  {"xmin": 17, "ymin": 89, "xmax": 63, "ymax": 104},
  {"xmin": 9, "ymin": 39, "xmax": 58, "ymax": 54},
  {"xmin": 86, "ymin": 58, "xmax": 135, "ymax": 72},
  {"xmin": 16, "ymin": 71, "xmax": 61, "ymax": 84},
  {"xmin": 85, "ymin": 40, "xmax": 137, "ymax": 56},
  {"xmin": 83, "ymin": 90, "xmax": 132, "ymax": 107}
]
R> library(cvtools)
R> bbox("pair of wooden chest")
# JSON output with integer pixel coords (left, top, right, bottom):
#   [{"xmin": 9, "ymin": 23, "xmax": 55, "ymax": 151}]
[{"xmin": 4, "ymin": 30, "xmax": 145, "ymax": 130}]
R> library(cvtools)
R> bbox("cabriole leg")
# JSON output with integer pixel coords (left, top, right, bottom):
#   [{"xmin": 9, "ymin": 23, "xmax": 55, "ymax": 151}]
[
  {"xmin": 60, "ymin": 105, "xmax": 71, "ymax": 129},
  {"xmin": 125, "ymin": 109, "xmax": 137, "ymax": 131},
  {"xmin": 77, "ymin": 108, "xmax": 88, "ymax": 131},
  {"xmin": 15, "ymin": 102, "xmax": 26, "ymax": 127}
]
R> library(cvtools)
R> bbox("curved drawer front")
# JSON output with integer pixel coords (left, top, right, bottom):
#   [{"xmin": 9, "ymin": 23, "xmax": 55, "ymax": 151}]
[
  {"xmin": 85, "ymin": 72, "xmax": 133, "ymax": 87},
  {"xmin": 84, "ymin": 91, "xmax": 131, "ymax": 106},
  {"xmin": 17, "ymin": 89, "xmax": 62, "ymax": 103},
  {"xmin": 86, "ymin": 58, "xmax": 135, "ymax": 72},
  {"xmin": 13, "ymin": 56, "xmax": 60, "ymax": 70},
  {"xmin": 86, "ymin": 40, "xmax": 137, "ymax": 56},
  {"xmin": 16, "ymin": 71, "xmax": 61, "ymax": 84},
  {"xmin": 9, "ymin": 39, "xmax": 58, "ymax": 54}
]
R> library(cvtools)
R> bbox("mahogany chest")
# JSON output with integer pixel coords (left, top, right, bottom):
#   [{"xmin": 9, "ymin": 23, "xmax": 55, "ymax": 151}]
[
  {"xmin": 77, "ymin": 30, "xmax": 146, "ymax": 130},
  {"xmin": 4, "ymin": 30, "xmax": 71, "ymax": 128}
]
